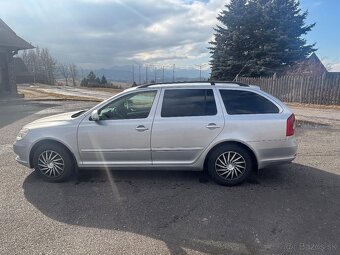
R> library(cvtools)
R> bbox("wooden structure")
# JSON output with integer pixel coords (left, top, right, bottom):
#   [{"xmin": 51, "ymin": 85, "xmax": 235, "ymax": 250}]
[
  {"xmin": 236, "ymin": 74, "xmax": 340, "ymax": 105},
  {"xmin": 0, "ymin": 18, "xmax": 33, "ymax": 96},
  {"xmin": 284, "ymin": 53, "xmax": 328, "ymax": 76}
]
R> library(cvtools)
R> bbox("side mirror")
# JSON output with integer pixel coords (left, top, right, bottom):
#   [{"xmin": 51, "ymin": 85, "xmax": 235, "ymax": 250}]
[{"xmin": 90, "ymin": 109, "xmax": 100, "ymax": 121}]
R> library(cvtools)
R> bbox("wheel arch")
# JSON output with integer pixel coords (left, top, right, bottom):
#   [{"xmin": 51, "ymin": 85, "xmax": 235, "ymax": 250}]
[
  {"xmin": 29, "ymin": 139, "xmax": 78, "ymax": 168},
  {"xmin": 203, "ymin": 140, "xmax": 258, "ymax": 171}
]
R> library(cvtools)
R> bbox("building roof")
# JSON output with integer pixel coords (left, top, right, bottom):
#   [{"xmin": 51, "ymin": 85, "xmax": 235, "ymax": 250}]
[
  {"xmin": 284, "ymin": 53, "xmax": 328, "ymax": 76},
  {"xmin": 0, "ymin": 18, "xmax": 34, "ymax": 50}
]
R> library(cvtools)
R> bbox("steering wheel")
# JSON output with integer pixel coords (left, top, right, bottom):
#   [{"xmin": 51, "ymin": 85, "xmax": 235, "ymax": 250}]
[
  {"xmin": 100, "ymin": 111, "xmax": 111, "ymax": 120},
  {"xmin": 113, "ymin": 107, "xmax": 125, "ymax": 118}
]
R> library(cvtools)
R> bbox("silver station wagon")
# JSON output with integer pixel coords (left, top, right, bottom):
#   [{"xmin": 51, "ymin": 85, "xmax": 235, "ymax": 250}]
[{"xmin": 13, "ymin": 82, "xmax": 297, "ymax": 186}]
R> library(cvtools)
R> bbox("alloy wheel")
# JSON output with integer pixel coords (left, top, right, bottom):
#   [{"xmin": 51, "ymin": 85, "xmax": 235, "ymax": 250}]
[
  {"xmin": 37, "ymin": 150, "xmax": 65, "ymax": 178},
  {"xmin": 215, "ymin": 151, "xmax": 246, "ymax": 180}
]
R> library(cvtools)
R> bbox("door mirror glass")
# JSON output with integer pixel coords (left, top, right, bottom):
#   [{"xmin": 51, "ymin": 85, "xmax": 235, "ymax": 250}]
[{"xmin": 90, "ymin": 109, "xmax": 100, "ymax": 121}]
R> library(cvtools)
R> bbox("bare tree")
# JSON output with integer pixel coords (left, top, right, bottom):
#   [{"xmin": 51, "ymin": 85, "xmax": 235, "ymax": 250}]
[
  {"xmin": 41, "ymin": 48, "xmax": 57, "ymax": 84},
  {"xmin": 69, "ymin": 64, "xmax": 78, "ymax": 86},
  {"xmin": 59, "ymin": 64, "xmax": 70, "ymax": 86},
  {"xmin": 22, "ymin": 46, "xmax": 57, "ymax": 85}
]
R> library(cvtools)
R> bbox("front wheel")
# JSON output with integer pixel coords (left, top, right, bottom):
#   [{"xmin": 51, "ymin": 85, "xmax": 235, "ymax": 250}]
[
  {"xmin": 208, "ymin": 145, "xmax": 253, "ymax": 186},
  {"xmin": 32, "ymin": 143, "xmax": 74, "ymax": 182}
]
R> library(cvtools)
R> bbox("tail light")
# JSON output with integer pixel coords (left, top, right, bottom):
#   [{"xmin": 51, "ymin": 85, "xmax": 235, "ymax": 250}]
[{"xmin": 286, "ymin": 114, "xmax": 295, "ymax": 136}]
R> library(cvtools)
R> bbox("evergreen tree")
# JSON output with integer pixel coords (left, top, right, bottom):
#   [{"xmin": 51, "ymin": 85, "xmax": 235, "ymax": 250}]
[
  {"xmin": 100, "ymin": 75, "xmax": 107, "ymax": 84},
  {"xmin": 95, "ymin": 77, "xmax": 101, "ymax": 84},
  {"xmin": 80, "ymin": 78, "xmax": 88, "ymax": 87},
  {"xmin": 210, "ymin": 0, "xmax": 316, "ymax": 80},
  {"xmin": 87, "ymin": 71, "xmax": 96, "ymax": 83}
]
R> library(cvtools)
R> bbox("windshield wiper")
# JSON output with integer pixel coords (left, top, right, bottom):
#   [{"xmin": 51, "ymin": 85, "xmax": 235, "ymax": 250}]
[{"xmin": 71, "ymin": 110, "xmax": 88, "ymax": 118}]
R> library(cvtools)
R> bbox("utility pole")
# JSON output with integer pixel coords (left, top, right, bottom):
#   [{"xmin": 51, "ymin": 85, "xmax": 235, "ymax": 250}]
[
  {"xmin": 195, "ymin": 64, "xmax": 202, "ymax": 81},
  {"xmin": 132, "ymin": 64, "xmax": 135, "ymax": 83},
  {"xmin": 172, "ymin": 64, "xmax": 175, "ymax": 82},
  {"xmin": 138, "ymin": 64, "xmax": 141, "ymax": 85},
  {"xmin": 199, "ymin": 65, "xmax": 202, "ymax": 81},
  {"xmin": 154, "ymin": 66, "xmax": 156, "ymax": 83},
  {"xmin": 162, "ymin": 66, "xmax": 164, "ymax": 82}
]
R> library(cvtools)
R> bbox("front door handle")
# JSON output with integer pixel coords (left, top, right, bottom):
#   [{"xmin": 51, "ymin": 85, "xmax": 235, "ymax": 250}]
[
  {"xmin": 206, "ymin": 123, "xmax": 221, "ymax": 130},
  {"xmin": 136, "ymin": 125, "xmax": 149, "ymax": 132}
]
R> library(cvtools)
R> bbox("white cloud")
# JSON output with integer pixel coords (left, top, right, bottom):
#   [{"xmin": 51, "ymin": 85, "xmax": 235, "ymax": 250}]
[
  {"xmin": 322, "ymin": 59, "xmax": 340, "ymax": 72},
  {"xmin": 0, "ymin": 0, "xmax": 227, "ymax": 68},
  {"xmin": 327, "ymin": 63, "xmax": 340, "ymax": 72}
]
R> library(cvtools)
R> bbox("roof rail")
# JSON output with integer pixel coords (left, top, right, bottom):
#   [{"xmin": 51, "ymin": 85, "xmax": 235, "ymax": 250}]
[{"xmin": 137, "ymin": 81, "xmax": 249, "ymax": 88}]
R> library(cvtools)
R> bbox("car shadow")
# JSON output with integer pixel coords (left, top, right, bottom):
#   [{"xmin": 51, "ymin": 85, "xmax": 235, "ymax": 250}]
[
  {"xmin": 0, "ymin": 100, "xmax": 59, "ymax": 129},
  {"xmin": 23, "ymin": 164, "xmax": 340, "ymax": 254}
]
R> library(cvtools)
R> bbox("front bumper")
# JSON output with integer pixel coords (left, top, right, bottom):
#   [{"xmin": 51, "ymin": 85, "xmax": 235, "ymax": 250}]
[{"xmin": 13, "ymin": 141, "xmax": 30, "ymax": 167}]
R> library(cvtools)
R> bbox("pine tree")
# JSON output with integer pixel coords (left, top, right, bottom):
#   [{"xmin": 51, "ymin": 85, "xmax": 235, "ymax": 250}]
[
  {"xmin": 80, "ymin": 78, "xmax": 88, "ymax": 87},
  {"xmin": 87, "ymin": 71, "xmax": 96, "ymax": 83},
  {"xmin": 100, "ymin": 75, "xmax": 107, "ymax": 84},
  {"xmin": 210, "ymin": 0, "xmax": 316, "ymax": 80}
]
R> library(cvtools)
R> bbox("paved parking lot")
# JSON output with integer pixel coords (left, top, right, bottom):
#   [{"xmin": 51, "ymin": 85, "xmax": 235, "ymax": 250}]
[{"xmin": 0, "ymin": 99, "xmax": 339, "ymax": 255}]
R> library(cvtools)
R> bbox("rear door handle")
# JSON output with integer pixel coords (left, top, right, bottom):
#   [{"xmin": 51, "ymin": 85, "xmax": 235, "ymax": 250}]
[
  {"xmin": 136, "ymin": 125, "xmax": 149, "ymax": 132},
  {"xmin": 206, "ymin": 123, "xmax": 221, "ymax": 130}
]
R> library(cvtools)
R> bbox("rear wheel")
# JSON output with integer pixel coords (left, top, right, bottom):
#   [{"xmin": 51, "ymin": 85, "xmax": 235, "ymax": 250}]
[
  {"xmin": 208, "ymin": 145, "xmax": 253, "ymax": 186},
  {"xmin": 32, "ymin": 143, "xmax": 74, "ymax": 182}
]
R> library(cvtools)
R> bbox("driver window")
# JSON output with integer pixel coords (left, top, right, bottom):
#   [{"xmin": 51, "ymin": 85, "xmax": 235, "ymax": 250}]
[{"xmin": 98, "ymin": 90, "xmax": 157, "ymax": 120}]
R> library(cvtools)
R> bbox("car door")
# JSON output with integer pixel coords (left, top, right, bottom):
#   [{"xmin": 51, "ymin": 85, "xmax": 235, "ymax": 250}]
[
  {"xmin": 78, "ymin": 89, "xmax": 159, "ymax": 167},
  {"xmin": 151, "ymin": 88, "xmax": 224, "ymax": 165}
]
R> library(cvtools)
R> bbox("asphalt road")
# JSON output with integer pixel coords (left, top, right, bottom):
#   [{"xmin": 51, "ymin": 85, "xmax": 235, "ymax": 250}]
[{"xmin": 0, "ymin": 100, "xmax": 339, "ymax": 255}]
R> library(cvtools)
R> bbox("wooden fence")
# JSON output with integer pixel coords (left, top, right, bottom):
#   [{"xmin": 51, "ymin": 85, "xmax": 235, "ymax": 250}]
[{"xmin": 236, "ymin": 74, "xmax": 340, "ymax": 105}]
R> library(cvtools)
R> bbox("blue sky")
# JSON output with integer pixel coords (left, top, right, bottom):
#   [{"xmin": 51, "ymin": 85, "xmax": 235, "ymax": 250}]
[
  {"xmin": 299, "ymin": 0, "xmax": 340, "ymax": 71},
  {"xmin": 0, "ymin": 0, "xmax": 339, "ymax": 71}
]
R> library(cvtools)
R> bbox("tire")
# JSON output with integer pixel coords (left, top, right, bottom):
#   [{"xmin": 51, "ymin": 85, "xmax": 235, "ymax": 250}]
[
  {"xmin": 207, "ymin": 144, "xmax": 253, "ymax": 186},
  {"xmin": 32, "ymin": 143, "xmax": 74, "ymax": 182}
]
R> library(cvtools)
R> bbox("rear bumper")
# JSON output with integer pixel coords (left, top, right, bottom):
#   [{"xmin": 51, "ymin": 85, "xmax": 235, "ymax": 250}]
[
  {"xmin": 250, "ymin": 138, "xmax": 298, "ymax": 169},
  {"xmin": 13, "ymin": 142, "xmax": 30, "ymax": 167}
]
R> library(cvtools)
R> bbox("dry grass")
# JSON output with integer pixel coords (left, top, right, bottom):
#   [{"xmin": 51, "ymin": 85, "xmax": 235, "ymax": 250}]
[
  {"xmin": 19, "ymin": 88, "xmax": 102, "ymax": 102},
  {"xmin": 77, "ymin": 86, "xmax": 124, "ymax": 94}
]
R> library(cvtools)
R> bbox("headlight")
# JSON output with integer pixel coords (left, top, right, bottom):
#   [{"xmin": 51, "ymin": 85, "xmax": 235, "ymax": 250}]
[{"xmin": 16, "ymin": 128, "xmax": 29, "ymax": 141}]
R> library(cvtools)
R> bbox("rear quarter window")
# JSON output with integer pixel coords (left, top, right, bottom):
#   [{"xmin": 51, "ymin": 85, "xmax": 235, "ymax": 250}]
[
  {"xmin": 161, "ymin": 89, "xmax": 217, "ymax": 117},
  {"xmin": 219, "ymin": 90, "xmax": 279, "ymax": 115}
]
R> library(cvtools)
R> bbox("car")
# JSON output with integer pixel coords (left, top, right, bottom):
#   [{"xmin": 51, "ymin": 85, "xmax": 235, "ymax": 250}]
[{"xmin": 13, "ymin": 82, "xmax": 297, "ymax": 186}]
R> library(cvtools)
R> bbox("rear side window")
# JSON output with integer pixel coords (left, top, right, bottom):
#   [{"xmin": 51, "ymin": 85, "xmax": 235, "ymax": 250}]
[
  {"xmin": 219, "ymin": 90, "xmax": 279, "ymax": 115},
  {"xmin": 161, "ymin": 89, "xmax": 217, "ymax": 117}
]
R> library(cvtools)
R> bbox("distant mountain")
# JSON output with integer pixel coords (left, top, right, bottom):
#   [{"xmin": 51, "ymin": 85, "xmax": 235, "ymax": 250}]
[{"xmin": 80, "ymin": 65, "xmax": 211, "ymax": 84}]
